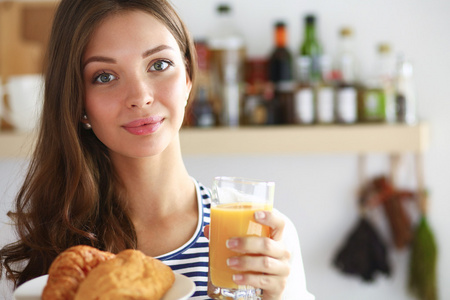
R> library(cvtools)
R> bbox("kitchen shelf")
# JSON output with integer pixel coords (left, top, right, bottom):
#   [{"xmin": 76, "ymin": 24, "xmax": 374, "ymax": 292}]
[
  {"xmin": 180, "ymin": 123, "xmax": 429, "ymax": 155},
  {"xmin": 0, "ymin": 122, "xmax": 429, "ymax": 158}
]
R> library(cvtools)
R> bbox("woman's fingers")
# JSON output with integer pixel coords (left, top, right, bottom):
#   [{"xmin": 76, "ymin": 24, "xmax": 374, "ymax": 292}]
[
  {"xmin": 226, "ymin": 236, "xmax": 291, "ymax": 279},
  {"xmin": 227, "ymin": 254, "xmax": 290, "ymax": 277},
  {"xmin": 204, "ymin": 209, "xmax": 290, "ymax": 300},
  {"xmin": 226, "ymin": 235, "xmax": 290, "ymax": 260},
  {"xmin": 254, "ymin": 210, "xmax": 285, "ymax": 241},
  {"xmin": 203, "ymin": 224, "xmax": 210, "ymax": 239},
  {"xmin": 203, "ymin": 210, "xmax": 284, "ymax": 241}
]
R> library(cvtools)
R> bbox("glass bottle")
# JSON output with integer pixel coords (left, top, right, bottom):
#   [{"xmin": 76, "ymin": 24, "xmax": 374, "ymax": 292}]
[
  {"xmin": 268, "ymin": 21, "xmax": 294, "ymax": 124},
  {"xmin": 359, "ymin": 43, "xmax": 394, "ymax": 122},
  {"xmin": 191, "ymin": 87, "xmax": 216, "ymax": 127},
  {"xmin": 294, "ymin": 57, "xmax": 315, "ymax": 124},
  {"xmin": 299, "ymin": 14, "xmax": 322, "ymax": 84},
  {"xmin": 207, "ymin": 4, "xmax": 246, "ymax": 127},
  {"xmin": 315, "ymin": 55, "xmax": 335, "ymax": 124},
  {"xmin": 334, "ymin": 27, "xmax": 358, "ymax": 124},
  {"xmin": 378, "ymin": 43, "xmax": 396, "ymax": 123},
  {"xmin": 186, "ymin": 40, "xmax": 216, "ymax": 127},
  {"xmin": 394, "ymin": 55, "xmax": 417, "ymax": 124},
  {"xmin": 243, "ymin": 58, "xmax": 269, "ymax": 126}
]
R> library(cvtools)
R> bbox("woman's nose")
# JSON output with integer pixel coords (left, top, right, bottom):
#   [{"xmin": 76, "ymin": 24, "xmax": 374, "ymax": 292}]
[{"xmin": 125, "ymin": 77, "xmax": 153, "ymax": 108}]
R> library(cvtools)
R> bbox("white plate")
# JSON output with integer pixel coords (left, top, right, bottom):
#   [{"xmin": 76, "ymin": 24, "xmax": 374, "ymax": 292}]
[{"xmin": 14, "ymin": 273, "xmax": 195, "ymax": 300}]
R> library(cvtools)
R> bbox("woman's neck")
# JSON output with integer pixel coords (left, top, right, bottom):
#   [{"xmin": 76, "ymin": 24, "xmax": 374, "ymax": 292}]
[
  {"xmin": 109, "ymin": 139, "xmax": 198, "ymax": 256},
  {"xmin": 110, "ymin": 138, "xmax": 194, "ymax": 220}
]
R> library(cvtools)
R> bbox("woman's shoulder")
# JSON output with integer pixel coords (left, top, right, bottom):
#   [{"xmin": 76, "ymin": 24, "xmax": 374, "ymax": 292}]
[
  {"xmin": 196, "ymin": 180, "xmax": 211, "ymax": 196},
  {"xmin": 192, "ymin": 179, "xmax": 212, "ymax": 206}
]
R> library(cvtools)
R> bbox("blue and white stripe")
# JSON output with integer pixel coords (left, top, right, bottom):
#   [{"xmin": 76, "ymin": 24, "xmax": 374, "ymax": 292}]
[{"xmin": 159, "ymin": 181, "xmax": 211, "ymax": 299}]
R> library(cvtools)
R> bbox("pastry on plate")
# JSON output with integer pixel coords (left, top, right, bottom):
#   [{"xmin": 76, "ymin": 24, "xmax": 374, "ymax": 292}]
[
  {"xmin": 42, "ymin": 245, "xmax": 115, "ymax": 300},
  {"xmin": 74, "ymin": 249, "xmax": 175, "ymax": 300}
]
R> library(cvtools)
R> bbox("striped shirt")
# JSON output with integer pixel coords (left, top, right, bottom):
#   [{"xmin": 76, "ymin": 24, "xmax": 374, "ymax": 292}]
[{"xmin": 158, "ymin": 180, "xmax": 211, "ymax": 299}]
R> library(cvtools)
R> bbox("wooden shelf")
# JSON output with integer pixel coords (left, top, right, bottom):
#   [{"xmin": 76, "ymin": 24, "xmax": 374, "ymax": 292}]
[
  {"xmin": 0, "ymin": 123, "xmax": 429, "ymax": 158},
  {"xmin": 180, "ymin": 123, "xmax": 429, "ymax": 155}
]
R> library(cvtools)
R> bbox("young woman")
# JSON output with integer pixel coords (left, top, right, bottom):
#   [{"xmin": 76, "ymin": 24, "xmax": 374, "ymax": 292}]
[{"xmin": 0, "ymin": 0, "xmax": 314, "ymax": 299}]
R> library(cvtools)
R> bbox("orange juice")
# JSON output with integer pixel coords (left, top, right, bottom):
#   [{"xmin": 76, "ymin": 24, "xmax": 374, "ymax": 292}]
[{"xmin": 209, "ymin": 202, "xmax": 272, "ymax": 289}]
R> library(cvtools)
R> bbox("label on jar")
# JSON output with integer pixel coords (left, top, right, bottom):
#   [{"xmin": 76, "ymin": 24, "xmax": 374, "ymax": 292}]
[
  {"xmin": 336, "ymin": 87, "xmax": 357, "ymax": 124},
  {"xmin": 316, "ymin": 86, "xmax": 334, "ymax": 124},
  {"xmin": 223, "ymin": 83, "xmax": 240, "ymax": 126},
  {"xmin": 294, "ymin": 88, "xmax": 314, "ymax": 124},
  {"xmin": 363, "ymin": 89, "xmax": 386, "ymax": 121}
]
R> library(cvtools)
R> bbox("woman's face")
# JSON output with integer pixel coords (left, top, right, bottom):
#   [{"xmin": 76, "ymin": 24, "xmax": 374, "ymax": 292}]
[{"xmin": 82, "ymin": 10, "xmax": 192, "ymax": 158}]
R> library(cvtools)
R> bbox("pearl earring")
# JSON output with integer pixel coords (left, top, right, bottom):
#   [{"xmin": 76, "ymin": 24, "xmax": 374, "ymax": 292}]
[{"xmin": 82, "ymin": 114, "xmax": 92, "ymax": 130}]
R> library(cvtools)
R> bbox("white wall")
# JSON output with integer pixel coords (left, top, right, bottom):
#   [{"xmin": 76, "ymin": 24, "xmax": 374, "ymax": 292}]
[{"xmin": 1, "ymin": 0, "xmax": 450, "ymax": 299}]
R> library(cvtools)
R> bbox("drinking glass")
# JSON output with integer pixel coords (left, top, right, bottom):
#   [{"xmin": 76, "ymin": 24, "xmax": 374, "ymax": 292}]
[{"xmin": 207, "ymin": 176, "xmax": 275, "ymax": 300}]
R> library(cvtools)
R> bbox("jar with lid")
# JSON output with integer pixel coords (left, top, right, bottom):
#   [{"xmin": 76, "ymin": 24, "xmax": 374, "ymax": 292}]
[{"xmin": 207, "ymin": 4, "xmax": 246, "ymax": 127}]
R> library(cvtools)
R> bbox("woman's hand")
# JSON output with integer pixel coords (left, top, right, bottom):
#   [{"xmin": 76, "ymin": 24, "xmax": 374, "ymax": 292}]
[{"xmin": 204, "ymin": 210, "xmax": 291, "ymax": 300}]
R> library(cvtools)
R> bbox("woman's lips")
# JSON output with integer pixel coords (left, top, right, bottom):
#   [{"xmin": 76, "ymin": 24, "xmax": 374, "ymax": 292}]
[{"xmin": 122, "ymin": 116, "xmax": 164, "ymax": 135}]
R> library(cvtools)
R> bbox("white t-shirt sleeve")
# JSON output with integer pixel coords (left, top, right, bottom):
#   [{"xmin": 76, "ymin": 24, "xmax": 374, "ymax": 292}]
[{"xmin": 277, "ymin": 210, "xmax": 315, "ymax": 300}]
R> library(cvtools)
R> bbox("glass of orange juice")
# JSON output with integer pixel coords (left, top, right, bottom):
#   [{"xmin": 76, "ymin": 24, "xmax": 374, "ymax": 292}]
[{"xmin": 207, "ymin": 176, "xmax": 275, "ymax": 299}]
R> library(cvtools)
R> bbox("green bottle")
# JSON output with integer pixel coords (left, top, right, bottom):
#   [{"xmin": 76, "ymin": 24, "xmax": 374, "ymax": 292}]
[{"xmin": 299, "ymin": 14, "xmax": 322, "ymax": 83}]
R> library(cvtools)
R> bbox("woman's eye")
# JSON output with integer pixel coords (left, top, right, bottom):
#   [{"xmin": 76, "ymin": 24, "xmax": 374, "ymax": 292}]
[
  {"xmin": 94, "ymin": 72, "xmax": 116, "ymax": 84},
  {"xmin": 150, "ymin": 60, "xmax": 172, "ymax": 72}
]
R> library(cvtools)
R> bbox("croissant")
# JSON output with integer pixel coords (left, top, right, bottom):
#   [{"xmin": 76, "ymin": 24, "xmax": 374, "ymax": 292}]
[
  {"xmin": 42, "ymin": 245, "xmax": 115, "ymax": 300},
  {"xmin": 42, "ymin": 245, "xmax": 175, "ymax": 300},
  {"xmin": 74, "ymin": 249, "xmax": 175, "ymax": 300}
]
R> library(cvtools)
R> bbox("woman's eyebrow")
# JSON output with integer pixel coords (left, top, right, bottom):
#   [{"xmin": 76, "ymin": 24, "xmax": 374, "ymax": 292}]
[
  {"xmin": 83, "ymin": 56, "xmax": 116, "ymax": 69},
  {"xmin": 142, "ymin": 44, "xmax": 174, "ymax": 58},
  {"xmin": 83, "ymin": 45, "xmax": 175, "ymax": 69}
]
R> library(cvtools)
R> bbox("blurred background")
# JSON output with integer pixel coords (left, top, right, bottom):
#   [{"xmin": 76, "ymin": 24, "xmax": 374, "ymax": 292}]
[{"xmin": 1, "ymin": 0, "xmax": 449, "ymax": 299}]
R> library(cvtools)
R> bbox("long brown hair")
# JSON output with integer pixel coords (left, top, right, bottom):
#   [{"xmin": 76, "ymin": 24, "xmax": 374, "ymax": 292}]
[{"xmin": 0, "ymin": 0, "xmax": 197, "ymax": 287}]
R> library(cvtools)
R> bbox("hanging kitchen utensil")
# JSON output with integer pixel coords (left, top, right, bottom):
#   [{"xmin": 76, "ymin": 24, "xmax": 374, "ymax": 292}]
[
  {"xmin": 333, "ymin": 216, "xmax": 391, "ymax": 282},
  {"xmin": 370, "ymin": 154, "xmax": 415, "ymax": 249},
  {"xmin": 373, "ymin": 174, "xmax": 415, "ymax": 249},
  {"xmin": 408, "ymin": 154, "xmax": 438, "ymax": 300},
  {"xmin": 333, "ymin": 155, "xmax": 391, "ymax": 282}
]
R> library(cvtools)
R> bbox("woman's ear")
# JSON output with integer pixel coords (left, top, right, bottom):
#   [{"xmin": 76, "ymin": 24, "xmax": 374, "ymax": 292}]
[
  {"xmin": 186, "ymin": 76, "xmax": 193, "ymax": 98},
  {"xmin": 184, "ymin": 76, "xmax": 193, "ymax": 107}
]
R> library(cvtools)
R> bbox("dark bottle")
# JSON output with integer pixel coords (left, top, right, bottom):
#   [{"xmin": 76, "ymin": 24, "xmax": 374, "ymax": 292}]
[
  {"xmin": 186, "ymin": 40, "xmax": 216, "ymax": 127},
  {"xmin": 243, "ymin": 58, "xmax": 269, "ymax": 126},
  {"xmin": 269, "ymin": 22, "xmax": 293, "ymax": 83},
  {"xmin": 268, "ymin": 21, "xmax": 294, "ymax": 124},
  {"xmin": 299, "ymin": 14, "xmax": 322, "ymax": 83},
  {"xmin": 394, "ymin": 55, "xmax": 417, "ymax": 124},
  {"xmin": 191, "ymin": 87, "xmax": 216, "ymax": 127}
]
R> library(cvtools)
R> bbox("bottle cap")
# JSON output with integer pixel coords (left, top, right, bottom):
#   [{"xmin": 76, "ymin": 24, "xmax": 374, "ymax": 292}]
[
  {"xmin": 378, "ymin": 43, "xmax": 391, "ymax": 53},
  {"xmin": 274, "ymin": 21, "xmax": 287, "ymax": 47},
  {"xmin": 217, "ymin": 4, "xmax": 231, "ymax": 14},
  {"xmin": 275, "ymin": 21, "xmax": 286, "ymax": 28},
  {"xmin": 305, "ymin": 14, "xmax": 316, "ymax": 24},
  {"xmin": 340, "ymin": 27, "xmax": 353, "ymax": 37}
]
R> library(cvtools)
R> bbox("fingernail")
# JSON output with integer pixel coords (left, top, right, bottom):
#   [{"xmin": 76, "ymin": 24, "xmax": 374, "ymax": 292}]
[
  {"xmin": 255, "ymin": 211, "xmax": 266, "ymax": 220},
  {"xmin": 226, "ymin": 238, "xmax": 239, "ymax": 249},
  {"xmin": 227, "ymin": 257, "xmax": 238, "ymax": 266},
  {"xmin": 233, "ymin": 274, "xmax": 244, "ymax": 282}
]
